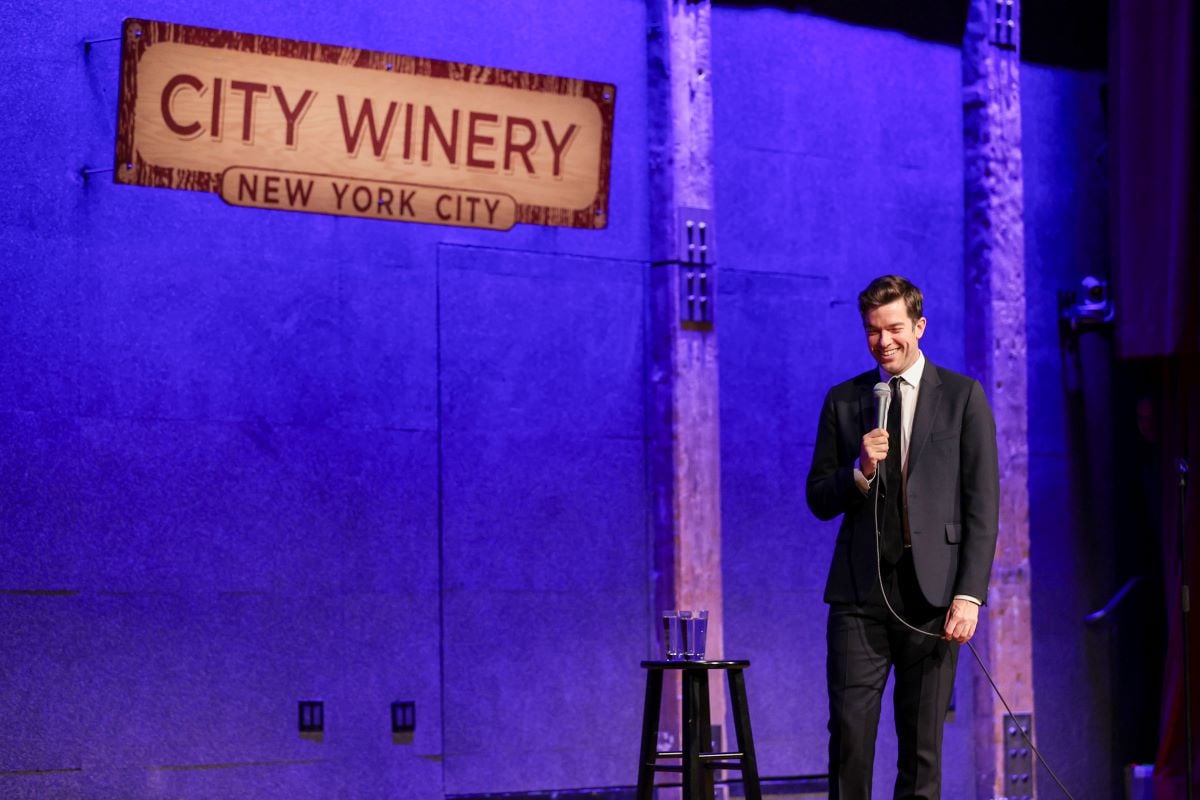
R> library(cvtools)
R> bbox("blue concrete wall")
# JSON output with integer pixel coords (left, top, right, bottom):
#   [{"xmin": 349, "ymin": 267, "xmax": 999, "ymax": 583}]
[
  {"xmin": 1022, "ymin": 63, "xmax": 1115, "ymax": 800},
  {"xmin": 712, "ymin": 8, "xmax": 974, "ymax": 799},
  {"xmin": 437, "ymin": 244, "xmax": 647, "ymax": 794},
  {"xmin": 0, "ymin": 1, "xmax": 649, "ymax": 797}
]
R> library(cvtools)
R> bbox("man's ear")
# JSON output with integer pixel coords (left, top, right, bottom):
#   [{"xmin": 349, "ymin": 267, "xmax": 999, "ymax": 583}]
[{"xmin": 914, "ymin": 317, "xmax": 927, "ymax": 339}]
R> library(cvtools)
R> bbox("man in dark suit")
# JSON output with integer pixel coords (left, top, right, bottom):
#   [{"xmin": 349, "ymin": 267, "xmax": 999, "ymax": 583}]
[{"xmin": 806, "ymin": 275, "xmax": 999, "ymax": 799}]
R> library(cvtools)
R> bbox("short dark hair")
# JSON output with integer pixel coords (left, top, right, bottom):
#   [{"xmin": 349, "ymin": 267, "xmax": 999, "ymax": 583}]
[{"xmin": 858, "ymin": 275, "xmax": 924, "ymax": 322}]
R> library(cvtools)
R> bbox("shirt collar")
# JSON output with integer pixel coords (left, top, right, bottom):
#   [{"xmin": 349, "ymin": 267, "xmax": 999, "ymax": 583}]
[{"xmin": 880, "ymin": 351, "xmax": 925, "ymax": 388}]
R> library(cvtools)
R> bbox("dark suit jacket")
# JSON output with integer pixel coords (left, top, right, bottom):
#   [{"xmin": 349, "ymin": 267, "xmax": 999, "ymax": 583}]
[{"xmin": 806, "ymin": 358, "xmax": 1000, "ymax": 608}]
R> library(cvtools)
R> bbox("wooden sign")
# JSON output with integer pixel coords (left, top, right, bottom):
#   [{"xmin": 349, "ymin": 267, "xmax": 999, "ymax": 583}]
[{"xmin": 114, "ymin": 19, "xmax": 616, "ymax": 230}]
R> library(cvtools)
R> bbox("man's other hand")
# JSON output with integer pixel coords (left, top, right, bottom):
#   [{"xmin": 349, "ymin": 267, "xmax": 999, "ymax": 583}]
[{"xmin": 943, "ymin": 598, "xmax": 979, "ymax": 643}]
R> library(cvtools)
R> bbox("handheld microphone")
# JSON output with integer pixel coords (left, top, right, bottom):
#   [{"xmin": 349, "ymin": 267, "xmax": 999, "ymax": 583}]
[{"xmin": 873, "ymin": 381, "xmax": 891, "ymax": 431}]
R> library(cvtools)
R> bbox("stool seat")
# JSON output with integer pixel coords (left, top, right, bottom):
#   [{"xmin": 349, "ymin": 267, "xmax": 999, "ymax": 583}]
[
  {"xmin": 640, "ymin": 660, "xmax": 751, "ymax": 669},
  {"xmin": 636, "ymin": 659, "xmax": 762, "ymax": 800}
]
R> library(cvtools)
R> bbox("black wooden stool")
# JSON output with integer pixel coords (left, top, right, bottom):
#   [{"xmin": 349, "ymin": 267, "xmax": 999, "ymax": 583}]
[{"xmin": 636, "ymin": 660, "xmax": 762, "ymax": 800}]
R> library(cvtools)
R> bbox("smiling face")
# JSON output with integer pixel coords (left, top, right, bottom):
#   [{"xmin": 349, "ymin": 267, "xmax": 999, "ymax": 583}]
[{"xmin": 863, "ymin": 299, "xmax": 926, "ymax": 375}]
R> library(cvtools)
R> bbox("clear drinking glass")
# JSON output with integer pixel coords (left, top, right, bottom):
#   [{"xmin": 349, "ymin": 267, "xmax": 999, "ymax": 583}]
[
  {"xmin": 683, "ymin": 610, "xmax": 709, "ymax": 661},
  {"xmin": 662, "ymin": 611, "xmax": 683, "ymax": 661}
]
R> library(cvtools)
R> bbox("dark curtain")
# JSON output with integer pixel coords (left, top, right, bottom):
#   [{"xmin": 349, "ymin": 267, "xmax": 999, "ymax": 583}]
[
  {"xmin": 1111, "ymin": 0, "xmax": 1197, "ymax": 360},
  {"xmin": 1149, "ymin": 355, "xmax": 1200, "ymax": 800},
  {"xmin": 1111, "ymin": 0, "xmax": 1200, "ymax": 796}
]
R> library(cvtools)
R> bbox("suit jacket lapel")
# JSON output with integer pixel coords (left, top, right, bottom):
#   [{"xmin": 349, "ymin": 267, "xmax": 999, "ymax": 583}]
[
  {"xmin": 857, "ymin": 371, "xmax": 879, "ymax": 434},
  {"xmin": 908, "ymin": 359, "xmax": 942, "ymax": 476}
]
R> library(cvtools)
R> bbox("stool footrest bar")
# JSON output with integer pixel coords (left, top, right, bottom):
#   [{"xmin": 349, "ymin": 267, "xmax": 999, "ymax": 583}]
[
  {"xmin": 645, "ymin": 760, "xmax": 749, "ymax": 772},
  {"xmin": 653, "ymin": 750, "xmax": 746, "ymax": 761}
]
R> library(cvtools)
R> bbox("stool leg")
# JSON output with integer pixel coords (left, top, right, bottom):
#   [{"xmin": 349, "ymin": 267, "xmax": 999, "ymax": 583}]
[
  {"xmin": 696, "ymin": 670, "xmax": 715, "ymax": 800},
  {"xmin": 682, "ymin": 670, "xmax": 715, "ymax": 800},
  {"xmin": 727, "ymin": 669, "xmax": 762, "ymax": 800},
  {"xmin": 681, "ymin": 670, "xmax": 700, "ymax": 800},
  {"xmin": 636, "ymin": 669, "xmax": 664, "ymax": 800}
]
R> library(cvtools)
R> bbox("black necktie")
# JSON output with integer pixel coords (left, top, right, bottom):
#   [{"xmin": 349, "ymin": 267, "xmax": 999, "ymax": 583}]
[
  {"xmin": 886, "ymin": 377, "xmax": 912, "ymax": 551},
  {"xmin": 880, "ymin": 377, "xmax": 908, "ymax": 563}
]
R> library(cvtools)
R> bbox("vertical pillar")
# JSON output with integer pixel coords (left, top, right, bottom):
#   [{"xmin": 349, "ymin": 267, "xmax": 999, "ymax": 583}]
[
  {"xmin": 962, "ymin": 2, "xmax": 1037, "ymax": 799},
  {"xmin": 646, "ymin": 0, "xmax": 725, "ymax": 743}
]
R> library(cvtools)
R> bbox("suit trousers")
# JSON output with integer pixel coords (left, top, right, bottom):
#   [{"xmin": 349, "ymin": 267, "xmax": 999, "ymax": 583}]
[{"xmin": 826, "ymin": 551, "xmax": 959, "ymax": 800}]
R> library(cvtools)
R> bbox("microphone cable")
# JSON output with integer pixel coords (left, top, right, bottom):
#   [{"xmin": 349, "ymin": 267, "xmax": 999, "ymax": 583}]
[{"xmin": 869, "ymin": 461, "xmax": 1077, "ymax": 800}]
